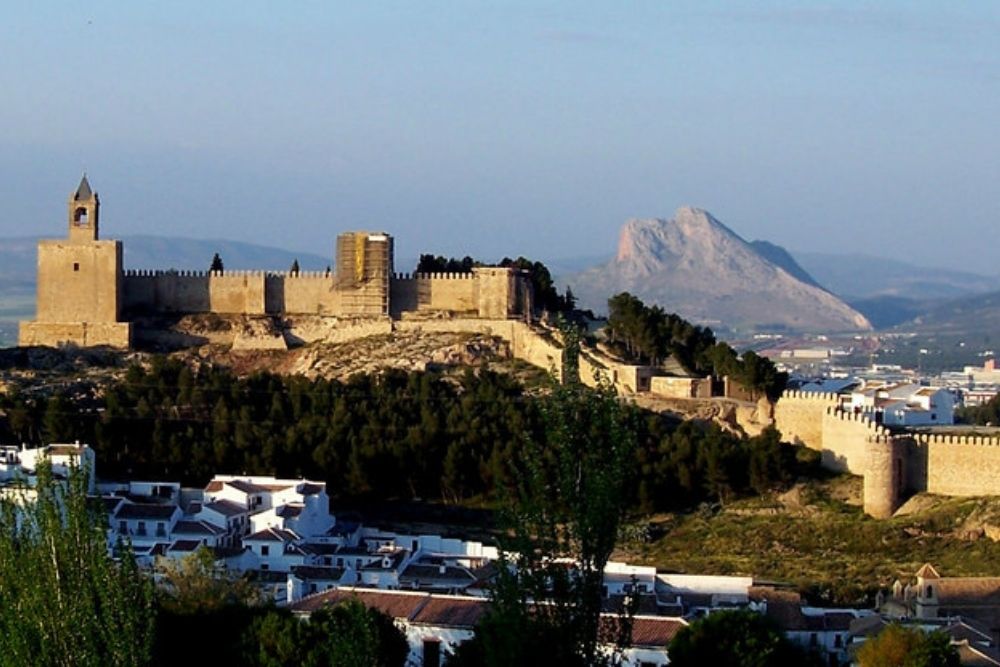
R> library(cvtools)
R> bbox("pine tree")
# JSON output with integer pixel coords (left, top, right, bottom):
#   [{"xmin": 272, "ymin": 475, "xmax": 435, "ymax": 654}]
[{"xmin": 210, "ymin": 253, "xmax": 224, "ymax": 273}]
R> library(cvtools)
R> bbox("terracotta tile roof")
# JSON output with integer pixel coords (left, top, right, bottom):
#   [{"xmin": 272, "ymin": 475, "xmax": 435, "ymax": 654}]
[
  {"xmin": 916, "ymin": 563, "xmax": 941, "ymax": 580},
  {"xmin": 260, "ymin": 484, "xmax": 294, "ymax": 492},
  {"xmin": 204, "ymin": 480, "xmax": 224, "ymax": 493},
  {"xmin": 623, "ymin": 616, "xmax": 687, "ymax": 647},
  {"xmin": 290, "ymin": 588, "xmax": 428, "ymax": 619},
  {"xmin": 226, "ymin": 479, "xmax": 268, "ymax": 494},
  {"xmin": 936, "ymin": 578, "xmax": 1000, "ymax": 606},
  {"xmin": 956, "ymin": 641, "xmax": 1000, "ymax": 667},
  {"xmin": 201, "ymin": 500, "xmax": 246, "ymax": 517},
  {"xmin": 173, "ymin": 520, "xmax": 225, "ymax": 536},
  {"xmin": 246, "ymin": 527, "xmax": 298, "ymax": 543},
  {"xmin": 45, "ymin": 444, "xmax": 87, "ymax": 456},
  {"xmin": 276, "ymin": 504, "xmax": 303, "ymax": 518},
  {"xmin": 168, "ymin": 540, "xmax": 202, "ymax": 552},
  {"xmin": 411, "ymin": 597, "xmax": 488, "ymax": 627}
]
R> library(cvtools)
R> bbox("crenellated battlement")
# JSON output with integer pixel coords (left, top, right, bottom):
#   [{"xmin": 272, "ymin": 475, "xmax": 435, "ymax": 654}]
[
  {"xmin": 124, "ymin": 269, "xmax": 275, "ymax": 278},
  {"xmin": 824, "ymin": 405, "xmax": 888, "ymax": 436},
  {"xmin": 392, "ymin": 272, "xmax": 477, "ymax": 281},
  {"xmin": 779, "ymin": 389, "xmax": 841, "ymax": 402}
]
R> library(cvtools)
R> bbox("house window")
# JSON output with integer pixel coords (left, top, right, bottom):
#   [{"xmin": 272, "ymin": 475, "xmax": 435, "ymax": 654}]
[
  {"xmin": 156, "ymin": 523, "xmax": 166, "ymax": 537},
  {"xmin": 73, "ymin": 262, "xmax": 80, "ymax": 271},
  {"xmin": 834, "ymin": 634, "xmax": 842, "ymax": 648},
  {"xmin": 261, "ymin": 564, "xmax": 269, "ymax": 571},
  {"xmin": 137, "ymin": 521, "xmax": 146, "ymax": 536},
  {"xmin": 926, "ymin": 585, "xmax": 934, "ymax": 598},
  {"xmin": 261, "ymin": 545, "xmax": 270, "ymax": 556},
  {"xmin": 422, "ymin": 639, "xmax": 441, "ymax": 667},
  {"xmin": 810, "ymin": 633, "xmax": 817, "ymax": 646},
  {"xmin": 119, "ymin": 520, "xmax": 127, "ymax": 533}
]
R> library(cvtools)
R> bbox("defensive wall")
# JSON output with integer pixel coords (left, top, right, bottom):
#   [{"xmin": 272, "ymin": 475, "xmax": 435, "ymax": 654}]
[
  {"xmin": 774, "ymin": 390, "xmax": 1000, "ymax": 517},
  {"xmin": 119, "ymin": 269, "xmax": 520, "ymax": 322}
]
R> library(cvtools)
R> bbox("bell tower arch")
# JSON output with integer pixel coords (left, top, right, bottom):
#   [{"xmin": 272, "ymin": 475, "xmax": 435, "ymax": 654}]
[{"xmin": 68, "ymin": 174, "xmax": 99, "ymax": 243}]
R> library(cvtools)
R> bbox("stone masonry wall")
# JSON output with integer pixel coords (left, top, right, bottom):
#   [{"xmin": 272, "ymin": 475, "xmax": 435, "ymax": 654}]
[
  {"xmin": 915, "ymin": 433, "xmax": 1000, "ymax": 496},
  {"xmin": 36, "ymin": 240, "xmax": 122, "ymax": 323},
  {"xmin": 390, "ymin": 273, "xmax": 478, "ymax": 316},
  {"xmin": 772, "ymin": 390, "xmax": 839, "ymax": 450}
]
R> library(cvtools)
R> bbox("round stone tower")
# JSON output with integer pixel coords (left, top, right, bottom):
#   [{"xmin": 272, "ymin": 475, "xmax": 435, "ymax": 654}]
[{"xmin": 864, "ymin": 435, "xmax": 903, "ymax": 519}]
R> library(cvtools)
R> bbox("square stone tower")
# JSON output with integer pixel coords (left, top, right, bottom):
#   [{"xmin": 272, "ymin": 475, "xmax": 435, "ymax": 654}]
[
  {"xmin": 18, "ymin": 176, "xmax": 132, "ymax": 348},
  {"xmin": 334, "ymin": 231, "xmax": 393, "ymax": 316}
]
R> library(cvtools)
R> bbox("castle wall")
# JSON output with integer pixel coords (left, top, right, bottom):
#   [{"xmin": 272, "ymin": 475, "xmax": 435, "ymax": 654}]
[
  {"xmin": 917, "ymin": 433, "xmax": 1000, "ymax": 497},
  {"xmin": 650, "ymin": 376, "xmax": 713, "ymax": 399},
  {"xmin": 772, "ymin": 390, "xmax": 839, "ymax": 450},
  {"xmin": 266, "ymin": 273, "xmax": 340, "ymax": 315},
  {"xmin": 18, "ymin": 321, "xmax": 131, "ymax": 348},
  {"xmin": 820, "ymin": 407, "xmax": 885, "ymax": 474},
  {"xmin": 390, "ymin": 273, "xmax": 478, "ymax": 316}
]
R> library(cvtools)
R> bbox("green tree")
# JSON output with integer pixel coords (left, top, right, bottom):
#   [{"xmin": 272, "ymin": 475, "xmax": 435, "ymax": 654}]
[
  {"xmin": 158, "ymin": 546, "xmax": 261, "ymax": 615},
  {"xmin": 458, "ymin": 380, "xmax": 638, "ymax": 666},
  {"xmin": 210, "ymin": 253, "xmax": 224, "ymax": 273},
  {"xmin": 289, "ymin": 258, "xmax": 300, "ymax": 275},
  {"xmin": 856, "ymin": 624, "xmax": 959, "ymax": 667},
  {"xmin": 668, "ymin": 609, "xmax": 815, "ymax": 667},
  {"xmin": 0, "ymin": 463, "xmax": 155, "ymax": 667},
  {"xmin": 247, "ymin": 601, "xmax": 407, "ymax": 667}
]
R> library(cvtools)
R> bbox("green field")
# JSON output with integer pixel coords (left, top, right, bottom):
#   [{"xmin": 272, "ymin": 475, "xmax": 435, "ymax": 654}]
[{"xmin": 620, "ymin": 476, "xmax": 1000, "ymax": 606}]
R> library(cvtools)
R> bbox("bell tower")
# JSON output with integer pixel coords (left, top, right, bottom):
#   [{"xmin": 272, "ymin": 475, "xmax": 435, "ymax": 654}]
[
  {"xmin": 68, "ymin": 174, "xmax": 99, "ymax": 243},
  {"xmin": 18, "ymin": 175, "xmax": 131, "ymax": 348}
]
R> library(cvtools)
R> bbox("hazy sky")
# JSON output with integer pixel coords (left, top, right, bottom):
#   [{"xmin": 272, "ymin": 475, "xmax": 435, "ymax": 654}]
[{"xmin": 2, "ymin": 2, "xmax": 998, "ymax": 274}]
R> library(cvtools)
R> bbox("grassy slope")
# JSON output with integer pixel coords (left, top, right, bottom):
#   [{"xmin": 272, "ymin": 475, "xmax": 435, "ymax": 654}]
[{"xmin": 620, "ymin": 476, "xmax": 1000, "ymax": 606}]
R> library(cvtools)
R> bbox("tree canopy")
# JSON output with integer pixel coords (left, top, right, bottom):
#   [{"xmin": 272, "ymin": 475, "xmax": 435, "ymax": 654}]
[
  {"xmin": 0, "ymin": 464, "xmax": 154, "ymax": 667},
  {"xmin": 856, "ymin": 624, "xmax": 959, "ymax": 667},
  {"xmin": 209, "ymin": 252, "xmax": 224, "ymax": 273},
  {"xmin": 606, "ymin": 292, "xmax": 787, "ymax": 400},
  {"xmin": 451, "ymin": 380, "xmax": 637, "ymax": 666},
  {"xmin": 0, "ymin": 359, "xmax": 803, "ymax": 515},
  {"xmin": 667, "ymin": 609, "xmax": 818, "ymax": 667}
]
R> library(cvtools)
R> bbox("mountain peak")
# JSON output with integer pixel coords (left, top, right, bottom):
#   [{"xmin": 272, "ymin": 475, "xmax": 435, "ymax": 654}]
[{"xmin": 574, "ymin": 208, "xmax": 872, "ymax": 332}]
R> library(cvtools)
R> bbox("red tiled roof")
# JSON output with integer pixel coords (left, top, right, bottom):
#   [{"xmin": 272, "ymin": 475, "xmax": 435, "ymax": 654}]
[
  {"xmin": 411, "ymin": 597, "xmax": 488, "ymax": 627},
  {"xmin": 226, "ymin": 479, "xmax": 268, "ymax": 494},
  {"xmin": 620, "ymin": 616, "xmax": 687, "ymax": 647},
  {"xmin": 246, "ymin": 527, "xmax": 298, "ymax": 543},
  {"xmin": 291, "ymin": 589, "xmax": 428, "ymax": 619},
  {"xmin": 204, "ymin": 480, "xmax": 224, "ymax": 492},
  {"xmin": 201, "ymin": 500, "xmax": 246, "ymax": 517}
]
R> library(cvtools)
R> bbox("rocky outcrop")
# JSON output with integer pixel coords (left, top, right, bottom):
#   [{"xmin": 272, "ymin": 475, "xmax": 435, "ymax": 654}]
[{"xmin": 567, "ymin": 207, "xmax": 871, "ymax": 332}]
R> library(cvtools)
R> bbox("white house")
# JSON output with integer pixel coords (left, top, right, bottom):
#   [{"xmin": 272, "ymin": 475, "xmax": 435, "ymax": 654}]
[{"xmin": 847, "ymin": 382, "xmax": 955, "ymax": 426}]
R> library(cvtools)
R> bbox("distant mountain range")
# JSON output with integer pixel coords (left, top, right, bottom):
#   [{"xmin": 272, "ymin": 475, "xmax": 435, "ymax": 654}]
[
  {"xmin": 564, "ymin": 207, "xmax": 871, "ymax": 333},
  {"xmin": 2, "ymin": 229, "xmax": 999, "ymax": 340},
  {"xmin": 792, "ymin": 251, "xmax": 998, "ymax": 301}
]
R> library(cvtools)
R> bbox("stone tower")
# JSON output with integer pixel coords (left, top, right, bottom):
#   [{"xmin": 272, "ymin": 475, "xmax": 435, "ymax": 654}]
[
  {"xmin": 334, "ymin": 231, "xmax": 393, "ymax": 315},
  {"xmin": 68, "ymin": 175, "xmax": 100, "ymax": 243},
  {"xmin": 18, "ymin": 176, "xmax": 132, "ymax": 348},
  {"xmin": 863, "ymin": 435, "xmax": 905, "ymax": 519}
]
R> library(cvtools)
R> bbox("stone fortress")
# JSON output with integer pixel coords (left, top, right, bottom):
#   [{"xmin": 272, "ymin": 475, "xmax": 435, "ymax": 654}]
[
  {"xmin": 774, "ymin": 390, "xmax": 1000, "ymax": 518},
  {"xmin": 18, "ymin": 177, "xmax": 533, "ymax": 349}
]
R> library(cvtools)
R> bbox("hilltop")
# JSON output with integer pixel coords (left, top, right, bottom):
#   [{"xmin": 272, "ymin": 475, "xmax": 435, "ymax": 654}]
[{"xmin": 566, "ymin": 207, "xmax": 871, "ymax": 333}]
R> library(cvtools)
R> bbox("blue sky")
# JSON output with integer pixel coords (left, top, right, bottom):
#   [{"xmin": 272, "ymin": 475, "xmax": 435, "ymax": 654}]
[{"xmin": 1, "ymin": 2, "xmax": 998, "ymax": 273}]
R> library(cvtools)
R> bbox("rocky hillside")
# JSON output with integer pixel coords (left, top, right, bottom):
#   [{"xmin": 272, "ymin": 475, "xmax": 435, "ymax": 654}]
[{"xmin": 566, "ymin": 207, "xmax": 872, "ymax": 333}]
